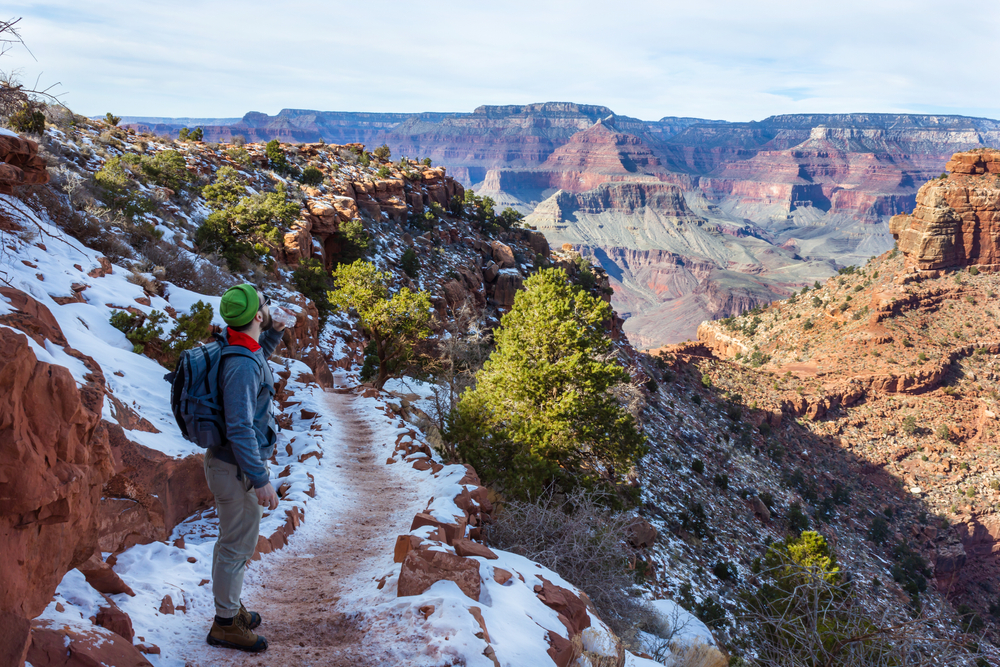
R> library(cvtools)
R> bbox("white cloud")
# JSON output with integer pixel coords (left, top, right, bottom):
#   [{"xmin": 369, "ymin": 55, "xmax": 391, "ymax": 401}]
[{"xmin": 4, "ymin": 0, "xmax": 999, "ymax": 121}]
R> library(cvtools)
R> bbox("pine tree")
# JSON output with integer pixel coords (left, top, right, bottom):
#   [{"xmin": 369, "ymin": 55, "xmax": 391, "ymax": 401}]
[
  {"xmin": 449, "ymin": 267, "xmax": 646, "ymax": 501},
  {"xmin": 328, "ymin": 261, "xmax": 432, "ymax": 389}
]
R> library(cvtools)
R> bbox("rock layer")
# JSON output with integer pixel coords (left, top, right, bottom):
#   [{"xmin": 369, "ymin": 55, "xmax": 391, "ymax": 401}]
[
  {"xmin": 0, "ymin": 133, "xmax": 49, "ymax": 194},
  {"xmin": 890, "ymin": 149, "xmax": 1000, "ymax": 270}
]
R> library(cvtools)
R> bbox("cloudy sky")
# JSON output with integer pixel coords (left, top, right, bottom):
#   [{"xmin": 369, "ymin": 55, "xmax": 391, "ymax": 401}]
[{"xmin": 5, "ymin": 1, "xmax": 999, "ymax": 122}]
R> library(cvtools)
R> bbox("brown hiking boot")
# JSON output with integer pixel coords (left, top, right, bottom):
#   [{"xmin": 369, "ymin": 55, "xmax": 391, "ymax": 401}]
[
  {"xmin": 238, "ymin": 603, "xmax": 261, "ymax": 630},
  {"xmin": 206, "ymin": 614, "xmax": 268, "ymax": 652}
]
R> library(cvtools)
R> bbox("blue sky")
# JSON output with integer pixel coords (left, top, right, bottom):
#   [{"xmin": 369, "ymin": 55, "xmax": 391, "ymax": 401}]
[{"xmin": 5, "ymin": 0, "xmax": 1000, "ymax": 122}]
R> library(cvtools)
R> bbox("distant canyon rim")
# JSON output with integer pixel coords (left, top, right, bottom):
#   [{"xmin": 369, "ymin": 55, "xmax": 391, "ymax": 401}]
[{"xmin": 125, "ymin": 103, "xmax": 1000, "ymax": 348}]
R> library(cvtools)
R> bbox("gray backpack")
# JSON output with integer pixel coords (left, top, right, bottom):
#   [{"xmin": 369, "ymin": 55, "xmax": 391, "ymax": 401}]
[{"xmin": 166, "ymin": 333, "xmax": 263, "ymax": 449}]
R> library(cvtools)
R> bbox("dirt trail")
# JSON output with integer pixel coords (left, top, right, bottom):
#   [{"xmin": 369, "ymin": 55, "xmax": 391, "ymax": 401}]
[{"xmin": 184, "ymin": 388, "xmax": 418, "ymax": 667}]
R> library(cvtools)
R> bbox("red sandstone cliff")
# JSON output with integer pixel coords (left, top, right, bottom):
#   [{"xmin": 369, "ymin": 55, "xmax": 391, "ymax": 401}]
[{"xmin": 890, "ymin": 149, "xmax": 1000, "ymax": 271}]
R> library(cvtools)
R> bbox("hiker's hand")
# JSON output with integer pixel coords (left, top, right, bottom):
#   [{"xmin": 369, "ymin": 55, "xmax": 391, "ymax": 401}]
[{"xmin": 256, "ymin": 482, "xmax": 279, "ymax": 510}]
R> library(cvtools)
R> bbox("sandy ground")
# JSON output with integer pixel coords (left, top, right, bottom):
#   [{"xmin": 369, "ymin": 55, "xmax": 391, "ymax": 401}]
[{"xmin": 182, "ymin": 387, "xmax": 420, "ymax": 666}]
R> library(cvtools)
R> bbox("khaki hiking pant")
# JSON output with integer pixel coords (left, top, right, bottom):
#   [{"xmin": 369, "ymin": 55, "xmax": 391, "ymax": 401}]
[{"xmin": 204, "ymin": 451, "xmax": 264, "ymax": 618}]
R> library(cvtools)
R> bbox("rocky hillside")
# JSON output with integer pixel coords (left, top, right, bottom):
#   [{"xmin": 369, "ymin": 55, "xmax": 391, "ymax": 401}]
[{"xmin": 684, "ymin": 150, "xmax": 1000, "ymax": 648}]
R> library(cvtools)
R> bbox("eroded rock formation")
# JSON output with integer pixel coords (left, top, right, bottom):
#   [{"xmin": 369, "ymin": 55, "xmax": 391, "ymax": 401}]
[
  {"xmin": 0, "ymin": 316, "xmax": 114, "ymax": 661},
  {"xmin": 890, "ymin": 149, "xmax": 1000, "ymax": 271},
  {"xmin": 0, "ymin": 133, "xmax": 49, "ymax": 194}
]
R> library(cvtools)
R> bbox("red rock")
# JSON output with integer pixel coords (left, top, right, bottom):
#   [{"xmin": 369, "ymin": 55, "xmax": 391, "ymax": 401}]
[
  {"xmin": 545, "ymin": 629, "xmax": 578, "ymax": 667},
  {"xmin": 397, "ymin": 546, "xmax": 481, "ymax": 600},
  {"xmin": 891, "ymin": 150, "xmax": 1000, "ymax": 271},
  {"xmin": 533, "ymin": 576, "xmax": 591, "ymax": 637},
  {"xmin": 158, "ymin": 595, "xmax": 174, "ymax": 615},
  {"xmin": 493, "ymin": 272, "xmax": 523, "ymax": 307},
  {"xmin": 452, "ymin": 538, "xmax": 498, "ymax": 560},
  {"xmin": 410, "ymin": 512, "xmax": 466, "ymax": 545},
  {"xmin": 418, "ymin": 604, "xmax": 435, "ymax": 620},
  {"xmin": 493, "ymin": 568, "xmax": 513, "ymax": 585},
  {"xmin": 0, "ymin": 611, "xmax": 31, "ymax": 667},
  {"xmin": 28, "ymin": 619, "xmax": 152, "ymax": 667},
  {"xmin": 625, "ymin": 518, "xmax": 657, "ymax": 549},
  {"xmin": 491, "ymin": 241, "xmax": 516, "ymax": 269},
  {"xmin": 77, "ymin": 552, "xmax": 135, "ymax": 597},
  {"xmin": 0, "ymin": 300, "xmax": 114, "ymax": 632},
  {"xmin": 0, "ymin": 134, "xmax": 49, "ymax": 194},
  {"xmin": 393, "ymin": 534, "xmax": 424, "ymax": 563},
  {"xmin": 104, "ymin": 422, "xmax": 212, "ymax": 543},
  {"xmin": 95, "ymin": 597, "xmax": 134, "ymax": 641},
  {"xmin": 468, "ymin": 606, "xmax": 492, "ymax": 642}
]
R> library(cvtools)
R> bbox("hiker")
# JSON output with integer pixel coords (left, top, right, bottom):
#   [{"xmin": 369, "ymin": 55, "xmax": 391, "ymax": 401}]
[{"xmin": 204, "ymin": 284, "xmax": 285, "ymax": 653}]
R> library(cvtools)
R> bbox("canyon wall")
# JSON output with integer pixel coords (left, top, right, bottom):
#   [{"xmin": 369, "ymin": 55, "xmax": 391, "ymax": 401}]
[{"xmin": 890, "ymin": 149, "xmax": 1000, "ymax": 271}]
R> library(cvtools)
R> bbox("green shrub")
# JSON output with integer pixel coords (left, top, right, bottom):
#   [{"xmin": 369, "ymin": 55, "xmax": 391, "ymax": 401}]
[
  {"xmin": 701, "ymin": 373, "xmax": 712, "ymax": 388},
  {"xmin": 300, "ymin": 165, "xmax": 324, "ymax": 186},
  {"xmin": 936, "ymin": 424, "xmax": 951, "ymax": 441},
  {"xmin": 337, "ymin": 218, "xmax": 371, "ymax": 262},
  {"xmin": 400, "ymin": 247, "xmax": 420, "ymax": 279},
  {"xmin": 970, "ymin": 266, "xmax": 980, "ymax": 276},
  {"xmin": 265, "ymin": 139, "xmax": 288, "ymax": 172},
  {"xmin": 713, "ymin": 472, "xmax": 729, "ymax": 489},
  {"xmin": 679, "ymin": 501, "xmax": 710, "ymax": 539},
  {"xmin": 373, "ymin": 144, "xmax": 391, "ymax": 160},
  {"xmin": 8, "ymin": 103, "xmax": 45, "ymax": 134},
  {"xmin": 787, "ymin": 501, "xmax": 809, "ymax": 533},
  {"xmin": 138, "ymin": 150, "xmax": 190, "ymax": 191},
  {"xmin": 195, "ymin": 183, "xmax": 299, "ymax": 270},
  {"xmin": 376, "ymin": 166, "xmax": 392, "ymax": 179},
  {"xmin": 202, "ymin": 166, "xmax": 247, "ymax": 210},
  {"xmin": 224, "ymin": 146, "xmax": 251, "ymax": 165},
  {"xmin": 328, "ymin": 260, "xmax": 432, "ymax": 390},
  {"xmin": 110, "ymin": 310, "xmax": 166, "ymax": 351},
  {"xmin": 691, "ymin": 458, "xmax": 705, "ymax": 474},
  {"xmin": 447, "ymin": 268, "xmax": 646, "ymax": 502},
  {"xmin": 902, "ymin": 415, "xmax": 917, "ymax": 434},
  {"xmin": 104, "ymin": 112, "xmax": 121, "ymax": 126},
  {"xmin": 712, "ymin": 560, "xmax": 737, "ymax": 581},
  {"xmin": 94, "ymin": 156, "xmax": 156, "ymax": 222},
  {"xmin": 291, "ymin": 258, "xmax": 333, "ymax": 325},
  {"xmin": 498, "ymin": 207, "xmax": 524, "ymax": 231},
  {"xmin": 803, "ymin": 319, "xmax": 814, "ymax": 330},
  {"xmin": 868, "ymin": 515, "xmax": 890, "ymax": 545}
]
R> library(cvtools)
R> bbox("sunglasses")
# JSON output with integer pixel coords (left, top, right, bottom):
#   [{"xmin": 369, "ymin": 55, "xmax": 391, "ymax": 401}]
[{"xmin": 259, "ymin": 294, "xmax": 271, "ymax": 309}]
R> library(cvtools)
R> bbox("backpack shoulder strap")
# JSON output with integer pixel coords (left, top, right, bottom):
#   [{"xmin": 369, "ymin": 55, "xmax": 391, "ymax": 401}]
[{"xmin": 219, "ymin": 344, "xmax": 265, "ymax": 376}]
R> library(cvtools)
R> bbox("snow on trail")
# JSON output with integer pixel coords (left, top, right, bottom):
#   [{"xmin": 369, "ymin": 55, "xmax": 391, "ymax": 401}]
[{"xmin": 180, "ymin": 382, "xmax": 427, "ymax": 666}]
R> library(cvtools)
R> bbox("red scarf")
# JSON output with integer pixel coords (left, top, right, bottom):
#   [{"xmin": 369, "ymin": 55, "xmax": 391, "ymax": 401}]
[{"xmin": 227, "ymin": 327, "xmax": 261, "ymax": 352}]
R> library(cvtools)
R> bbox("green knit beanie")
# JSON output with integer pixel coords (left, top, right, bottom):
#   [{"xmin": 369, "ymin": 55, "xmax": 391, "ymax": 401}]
[{"xmin": 220, "ymin": 284, "xmax": 260, "ymax": 327}]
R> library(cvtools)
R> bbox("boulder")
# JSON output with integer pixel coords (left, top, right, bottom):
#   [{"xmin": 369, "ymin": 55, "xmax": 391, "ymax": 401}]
[
  {"xmin": 28, "ymin": 619, "xmax": 152, "ymax": 667},
  {"xmin": 626, "ymin": 518, "xmax": 657, "ymax": 549},
  {"xmin": 95, "ymin": 597, "xmax": 134, "ymax": 641},
  {"xmin": 0, "ymin": 133, "xmax": 49, "ymax": 194},
  {"xmin": 491, "ymin": 241, "xmax": 516, "ymax": 269},
  {"xmin": 104, "ymin": 423, "xmax": 212, "ymax": 546},
  {"xmin": 493, "ymin": 272, "xmax": 523, "ymax": 307},
  {"xmin": 442, "ymin": 280, "xmax": 470, "ymax": 309},
  {"xmin": 482, "ymin": 261, "xmax": 499, "ymax": 283},
  {"xmin": 533, "ymin": 577, "xmax": 591, "ymax": 637},
  {"xmin": 77, "ymin": 552, "xmax": 134, "ymax": 596},
  {"xmin": 524, "ymin": 230, "xmax": 550, "ymax": 258},
  {"xmin": 397, "ymin": 546, "xmax": 481, "ymax": 600}
]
